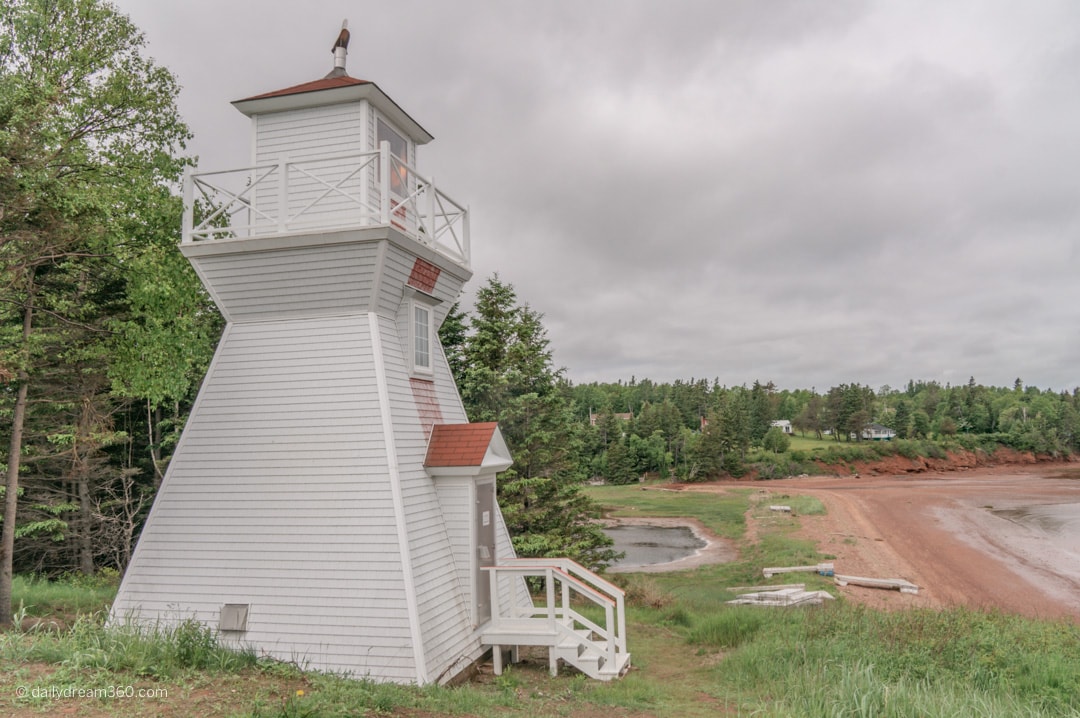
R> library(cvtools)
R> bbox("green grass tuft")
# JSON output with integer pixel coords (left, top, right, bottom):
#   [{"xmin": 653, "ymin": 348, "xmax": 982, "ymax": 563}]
[{"xmin": 687, "ymin": 607, "xmax": 767, "ymax": 648}]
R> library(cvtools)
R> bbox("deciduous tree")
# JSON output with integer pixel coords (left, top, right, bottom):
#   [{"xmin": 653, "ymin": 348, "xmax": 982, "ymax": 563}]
[{"xmin": 0, "ymin": 0, "xmax": 190, "ymax": 624}]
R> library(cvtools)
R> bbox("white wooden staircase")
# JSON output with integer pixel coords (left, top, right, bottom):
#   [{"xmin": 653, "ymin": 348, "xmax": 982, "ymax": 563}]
[{"xmin": 480, "ymin": 558, "xmax": 630, "ymax": 681}]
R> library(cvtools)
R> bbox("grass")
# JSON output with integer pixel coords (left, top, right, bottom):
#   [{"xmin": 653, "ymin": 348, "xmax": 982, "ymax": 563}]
[
  {"xmin": 586, "ymin": 482, "xmax": 749, "ymax": 539},
  {"xmin": 4, "ymin": 485, "xmax": 1080, "ymax": 716},
  {"xmin": 787, "ymin": 434, "xmax": 840, "ymax": 451},
  {"xmin": 11, "ymin": 573, "xmax": 118, "ymax": 620}
]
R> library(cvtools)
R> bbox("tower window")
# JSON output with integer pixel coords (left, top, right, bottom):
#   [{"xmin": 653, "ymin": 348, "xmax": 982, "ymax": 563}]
[{"xmin": 412, "ymin": 302, "xmax": 432, "ymax": 374}]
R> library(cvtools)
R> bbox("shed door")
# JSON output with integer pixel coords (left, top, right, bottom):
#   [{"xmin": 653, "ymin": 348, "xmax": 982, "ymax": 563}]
[{"xmin": 475, "ymin": 479, "xmax": 496, "ymax": 625}]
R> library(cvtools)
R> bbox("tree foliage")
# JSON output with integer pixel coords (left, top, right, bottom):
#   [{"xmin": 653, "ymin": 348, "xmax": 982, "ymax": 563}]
[
  {"xmin": 448, "ymin": 275, "xmax": 618, "ymax": 570},
  {"xmin": 0, "ymin": 0, "xmax": 198, "ymax": 623},
  {"xmin": 567, "ymin": 376, "xmax": 1080, "ymax": 480},
  {"xmin": 0, "ymin": 0, "xmax": 1077, "ymax": 610}
]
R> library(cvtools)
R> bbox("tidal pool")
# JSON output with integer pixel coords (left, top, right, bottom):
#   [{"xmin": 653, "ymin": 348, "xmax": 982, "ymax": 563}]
[{"xmin": 603, "ymin": 524, "xmax": 706, "ymax": 569}]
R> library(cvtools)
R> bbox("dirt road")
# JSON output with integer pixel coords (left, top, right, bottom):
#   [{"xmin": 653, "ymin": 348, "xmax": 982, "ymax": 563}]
[{"xmin": 687, "ymin": 466, "xmax": 1080, "ymax": 619}]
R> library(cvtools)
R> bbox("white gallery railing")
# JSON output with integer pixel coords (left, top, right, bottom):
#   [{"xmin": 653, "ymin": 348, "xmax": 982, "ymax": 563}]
[{"xmin": 182, "ymin": 141, "xmax": 470, "ymax": 267}]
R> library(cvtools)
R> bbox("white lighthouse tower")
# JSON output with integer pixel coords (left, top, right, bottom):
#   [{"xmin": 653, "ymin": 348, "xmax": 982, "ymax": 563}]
[{"xmin": 112, "ymin": 25, "xmax": 628, "ymax": 684}]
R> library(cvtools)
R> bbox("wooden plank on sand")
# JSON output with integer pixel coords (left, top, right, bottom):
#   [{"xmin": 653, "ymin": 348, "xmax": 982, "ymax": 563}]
[
  {"xmin": 763, "ymin": 562, "xmax": 835, "ymax": 578},
  {"xmin": 834, "ymin": 574, "xmax": 919, "ymax": 594}
]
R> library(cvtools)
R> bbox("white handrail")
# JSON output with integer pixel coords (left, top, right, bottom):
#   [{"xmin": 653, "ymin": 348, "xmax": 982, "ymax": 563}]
[
  {"xmin": 181, "ymin": 150, "xmax": 470, "ymax": 268},
  {"xmin": 482, "ymin": 559, "xmax": 628, "ymax": 669},
  {"xmin": 494, "ymin": 557, "xmax": 627, "ymax": 655}
]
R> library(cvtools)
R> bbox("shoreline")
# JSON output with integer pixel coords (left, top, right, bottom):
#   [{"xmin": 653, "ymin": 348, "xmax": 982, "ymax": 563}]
[
  {"xmin": 727, "ymin": 468, "xmax": 1080, "ymax": 618},
  {"xmin": 611, "ymin": 464, "xmax": 1080, "ymax": 618}
]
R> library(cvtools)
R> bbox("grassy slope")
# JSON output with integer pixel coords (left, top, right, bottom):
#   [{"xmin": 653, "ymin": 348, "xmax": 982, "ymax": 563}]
[{"xmin": 2, "ymin": 485, "xmax": 1079, "ymax": 717}]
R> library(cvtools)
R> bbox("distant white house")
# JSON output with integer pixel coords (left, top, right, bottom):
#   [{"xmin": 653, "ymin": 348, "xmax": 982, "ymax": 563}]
[
  {"xmin": 770, "ymin": 419, "xmax": 793, "ymax": 435},
  {"xmin": 853, "ymin": 423, "xmax": 896, "ymax": 441}
]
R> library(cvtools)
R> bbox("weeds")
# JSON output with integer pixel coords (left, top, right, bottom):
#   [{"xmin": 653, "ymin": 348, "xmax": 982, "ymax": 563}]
[
  {"xmin": 610, "ymin": 573, "xmax": 675, "ymax": 609},
  {"xmin": 687, "ymin": 607, "xmax": 766, "ymax": 648},
  {"xmin": 7, "ymin": 614, "xmax": 258, "ymax": 679},
  {"xmin": 11, "ymin": 573, "xmax": 118, "ymax": 618}
]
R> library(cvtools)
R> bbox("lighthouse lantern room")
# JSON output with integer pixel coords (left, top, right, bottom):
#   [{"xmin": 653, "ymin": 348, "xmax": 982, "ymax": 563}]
[{"xmin": 112, "ymin": 23, "xmax": 628, "ymax": 684}]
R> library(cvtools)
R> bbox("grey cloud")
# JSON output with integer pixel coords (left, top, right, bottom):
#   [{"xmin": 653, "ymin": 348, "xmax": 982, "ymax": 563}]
[{"xmin": 114, "ymin": 0, "xmax": 1080, "ymax": 390}]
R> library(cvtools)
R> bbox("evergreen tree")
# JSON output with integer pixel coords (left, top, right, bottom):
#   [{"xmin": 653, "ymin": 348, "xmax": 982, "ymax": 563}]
[
  {"xmin": 436, "ymin": 302, "xmax": 468, "ymax": 385},
  {"xmin": 893, "ymin": 400, "xmax": 913, "ymax": 438},
  {"xmin": 457, "ymin": 276, "xmax": 617, "ymax": 569},
  {"xmin": 911, "ymin": 410, "xmax": 931, "ymax": 439},
  {"xmin": 794, "ymin": 392, "xmax": 825, "ymax": 439},
  {"xmin": 603, "ymin": 436, "xmax": 637, "ymax": 484},
  {"xmin": 749, "ymin": 380, "xmax": 775, "ymax": 444},
  {"xmin": 689, "ymin": 409, "xmax": 726, "ymax": 478}
]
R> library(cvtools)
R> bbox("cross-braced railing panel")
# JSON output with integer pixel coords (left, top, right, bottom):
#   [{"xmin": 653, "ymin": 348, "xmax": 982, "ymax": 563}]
[{"xmin": 182, "ymin": 144, "xmax": 470, "ymax": 269}]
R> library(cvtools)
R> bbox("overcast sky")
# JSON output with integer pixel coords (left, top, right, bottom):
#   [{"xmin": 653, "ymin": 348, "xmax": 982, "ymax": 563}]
[{"xmin": 112, "ymin": 0, "xmax": 1080, "ymax": 392}]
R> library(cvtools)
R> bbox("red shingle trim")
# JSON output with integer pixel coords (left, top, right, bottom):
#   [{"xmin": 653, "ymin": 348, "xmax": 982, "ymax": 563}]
[
  {"xmin": 407, "ymin": 258, "xmax": 441, "ymax": 294},
  {"xmin": 425, "ymin": 423, "xmax": 499, "ymax": 467},
  {"xmin": 238, "ymin": 75, "xmax": 371, "ymax": 102},
  {"xmin": 410, "ymin": 378, "xmax": 443, "ymax": 437}
]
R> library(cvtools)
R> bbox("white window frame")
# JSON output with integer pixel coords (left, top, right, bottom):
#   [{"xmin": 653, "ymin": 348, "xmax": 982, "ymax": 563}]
[
  {"xmin": 411, "ymin": 300, "xmax": 434, "ymax": 376},
  {"xmin": 376, "ymin": 115, "xmax": 410, "ymax": 199}
]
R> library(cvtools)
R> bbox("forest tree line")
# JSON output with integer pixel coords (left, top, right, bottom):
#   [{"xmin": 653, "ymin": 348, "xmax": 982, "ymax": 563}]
[
  {"xmin": 563, "ymin": 376, "xmax": 1080, "ymax": 483},
  {"xmin": 444, "ymin": 284, "xmax": 1079, "ymax": 492},
  {"xmin": 2, "ymin": 1, "xmax": 1079, "ymax": 617}
]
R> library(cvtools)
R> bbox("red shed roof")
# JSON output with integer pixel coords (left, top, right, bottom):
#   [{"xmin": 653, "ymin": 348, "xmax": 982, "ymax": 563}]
[{"xmin": 425, "ymin": 422, "xmax": 500, "ymax": 467}]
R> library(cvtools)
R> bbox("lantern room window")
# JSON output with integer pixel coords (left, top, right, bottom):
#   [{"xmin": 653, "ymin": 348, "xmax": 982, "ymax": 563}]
[{"xmin": 377, "ymin": 118, "xmax": 409, "ymax": 198}]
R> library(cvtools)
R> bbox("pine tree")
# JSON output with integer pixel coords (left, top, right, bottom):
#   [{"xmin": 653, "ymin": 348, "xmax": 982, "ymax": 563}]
[
  {"xmin": 436, "ymin": 302, "xmax": 468, "ymax": 385},
  {"xmin": 456, "ymin": 276, "xmax": 617, "ymax": 569}
]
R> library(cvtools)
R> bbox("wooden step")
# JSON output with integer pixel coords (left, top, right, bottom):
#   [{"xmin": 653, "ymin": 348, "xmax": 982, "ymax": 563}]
[
  {"xmin": 482, "ymin": 617, "xmax": 563, "ymax": 646},
  {"xmin": 598, "ymin": 651, "xmax": 632, "ymax": 678}
]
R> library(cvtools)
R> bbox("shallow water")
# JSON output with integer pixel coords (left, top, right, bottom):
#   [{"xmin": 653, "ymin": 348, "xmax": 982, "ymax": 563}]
[
  {"xmin": 603, "ymin": 525, "xmax": 706, "ymax": 569},
  {"xmin": 992, "ymin": 503, "xmax": 1080, "ymax": 547}
]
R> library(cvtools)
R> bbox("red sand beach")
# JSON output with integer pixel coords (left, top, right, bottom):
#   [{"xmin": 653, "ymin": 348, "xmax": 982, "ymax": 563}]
[{"xmin": 670, "ymin": 465, "xmax": 1080, "ymax": 619}]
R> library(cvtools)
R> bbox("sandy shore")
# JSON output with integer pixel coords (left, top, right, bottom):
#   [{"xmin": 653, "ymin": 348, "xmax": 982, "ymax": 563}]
[{"xmin": 655, "ymin": 466, "xmax": 1080, "ymax": 618}]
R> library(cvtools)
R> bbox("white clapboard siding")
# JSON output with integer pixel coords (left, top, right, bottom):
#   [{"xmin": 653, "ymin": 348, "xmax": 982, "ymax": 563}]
[
  {"xmin": 252, "ymin": 104, "xmax": 370, "ymax": 232},
  {"xmin": 192, "ymin": 241, "xmax": 381, "ymax": 321},
  {"xmin": 493, "ymin": 503, "xmax": 532, "ymax": 611},
  {"xmin": 430, "ymin": 345, "xmax": 469, "ymax": 423},
  {"xmin": 375, "ymin": 314, "xmax": 481, "ymax": 677},
  {"xmin": 120, "ymin": 212, "xmax": 517, "ymax": 683},
  {"xmin": 434, "ymin": 479, "xmax": 473, "ymax": 608},
  {"xmin": 380, "ymin": 242, "xmax": 468, "ymax": 323},
  {"xmin": 113, "ymin": 315, "xmax": 419, "ymax": 678}
]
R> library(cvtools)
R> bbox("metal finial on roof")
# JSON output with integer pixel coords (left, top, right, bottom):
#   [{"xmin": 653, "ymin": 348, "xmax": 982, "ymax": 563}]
[
  {"xmin": 333, "ymin": 19, "xmax": 350, "ymax": 51},
  {"xmin": 326, "ymin": 20, "xmax": 349, "ymax": 78}
]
